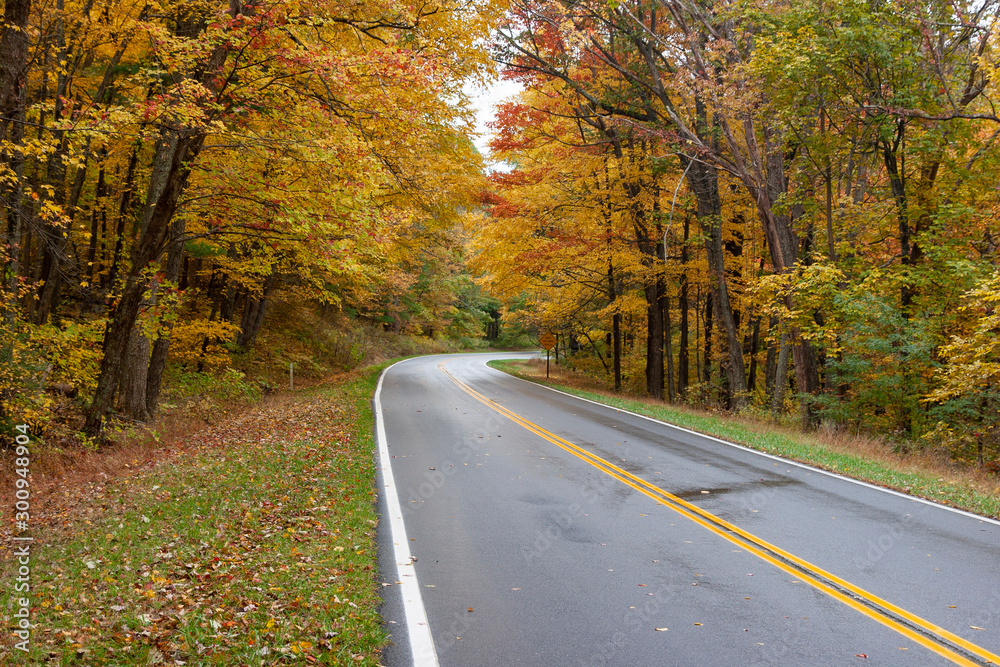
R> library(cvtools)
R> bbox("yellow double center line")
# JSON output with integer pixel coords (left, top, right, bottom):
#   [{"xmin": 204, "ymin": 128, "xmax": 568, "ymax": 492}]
[{"xmin": 441, "ymin": 363, "xmax": 999, "ymax": 666}]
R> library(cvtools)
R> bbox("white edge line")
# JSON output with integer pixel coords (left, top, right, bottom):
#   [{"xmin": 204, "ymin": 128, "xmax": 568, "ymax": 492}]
[
  {"xmin": 374, "ymin": 359, "xmax": 440, "ymax": 666},
  {"xmin": 487, "ymin": 355, "xmax": 1000, "ymax": 528}
]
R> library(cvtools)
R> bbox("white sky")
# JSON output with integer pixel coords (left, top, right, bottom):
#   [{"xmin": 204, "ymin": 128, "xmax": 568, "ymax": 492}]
[{"xmin": 466, "ymin": 77, "xmax": 523, "ymax": 168}]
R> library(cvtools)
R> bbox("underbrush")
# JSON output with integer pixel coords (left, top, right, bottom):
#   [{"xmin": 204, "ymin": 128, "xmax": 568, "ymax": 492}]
[
  {"xmin": 2, "ymin": 297, "xmax": 473, "ymax": 454},
  {"xmin": 238, "ymin": 300, "xmax": 463, "ymax": 388}
]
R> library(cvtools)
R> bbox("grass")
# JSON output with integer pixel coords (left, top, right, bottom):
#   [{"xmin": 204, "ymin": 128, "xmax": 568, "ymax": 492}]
[
  {"xmin": 490, "ymin": 358, "xmax": 1000, "ymax": 520},
  {"xmin": 0, "ymin": 362, "xmax": 395, "ymax": 665}
]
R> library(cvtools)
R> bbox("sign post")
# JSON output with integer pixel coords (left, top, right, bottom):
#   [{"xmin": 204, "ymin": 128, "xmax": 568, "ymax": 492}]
[{"xmin": 539, "ymin": 332, "xmax": 557, "ymax": 379}]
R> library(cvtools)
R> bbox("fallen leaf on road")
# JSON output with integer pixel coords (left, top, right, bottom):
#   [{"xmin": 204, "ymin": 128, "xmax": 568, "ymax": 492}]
[{"xmin": 971, "ymin": 626, "xmax": 986, "ymax": 630}]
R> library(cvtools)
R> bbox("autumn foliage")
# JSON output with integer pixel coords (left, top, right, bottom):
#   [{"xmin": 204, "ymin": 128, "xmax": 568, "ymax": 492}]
[
  {"xmin": 471, "ymin": 0, "xmax": 1000, "ymax": 466},
  {"xmin": 0, "ymin": 0, "xmax": 498, "ymax": 436}
]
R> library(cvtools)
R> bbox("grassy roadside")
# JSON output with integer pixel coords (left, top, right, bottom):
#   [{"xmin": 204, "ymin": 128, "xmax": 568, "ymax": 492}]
[
  {"xmin": 490, "ymin": 358, "xmax": 1000, "ymax": 520},
  {"xmin": 1, "ymin": 362, "xmax": 395, "ymax": 666}
]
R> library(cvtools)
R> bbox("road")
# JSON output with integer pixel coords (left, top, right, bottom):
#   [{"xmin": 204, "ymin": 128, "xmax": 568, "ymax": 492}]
[{"xmin": 375, "ymin": 353, "xmax": 1000, "ymax": 666}]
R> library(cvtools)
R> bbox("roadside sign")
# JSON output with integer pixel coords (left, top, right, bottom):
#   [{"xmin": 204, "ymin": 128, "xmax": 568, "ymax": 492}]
[{"xmin": 540, "ymin": 332, "xmax": 556, "ymax": 350}]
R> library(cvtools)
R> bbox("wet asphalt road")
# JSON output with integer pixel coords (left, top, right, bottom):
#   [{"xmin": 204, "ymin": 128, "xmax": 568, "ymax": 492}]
[{"xmin": 375, "ymin": 353, "xmax": 1000, "ymax": 666}]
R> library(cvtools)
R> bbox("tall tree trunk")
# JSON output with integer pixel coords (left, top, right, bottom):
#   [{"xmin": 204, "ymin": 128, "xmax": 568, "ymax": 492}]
[
  {"xmin": 772, "ymin": 331, "xmax": 790, "ymax": 416},
  {"xmin": 608, "ymin": 256, "xmax": 622, "ymax": 392},
  {"xmin": 664, "ymin": 293, "xmax": 674, "ymax": 402},
  {"xmin": 747, "ymin": 315, "xmax": 761, "ymax": 393},
  {"xmin": 107, "ymin": 146, "xmax": 139, "ymax": 289},
  {"xmin": 85, "ymin": 129, "xmax": 206, "ymax": 437},
  {"xmin": 657, "ymin": 223, "xmax": 674, "ymax": 402},
  {"xmin": 118, "ymin": 331, "xmax": 150, "ymax": 421},
  {"xmin": 0, "ymin": 0, "xmax": 31, "ymax": 146},
  {"xmin": 87, "ymin": 156, "xmax": 107, "ymax": 285},
  {"xmin": 703, "ymin": 292, "xmax": 713, "ymax": 388},
  {"xmin": 678, "ymin": 217, "xmax": 690, "ymax": 397},
  {"xmin": 145, "ymin": 214, "xmax": 186, "ymax": 416},
  {"xmin": 645, "ymin": 279, "xmax": 664, "ymax": 399},
  {"xmin": 116, "ymin": 131, "xmax": 181, "ymax": 421},
  {"xmin": 687, "ymin": 158, "xmax": 748, "ymax": 409},
  {"xmin": 1, "ymin": 106, "xmax": 27, "ymax": 334},
  {"xmin": 237, "ymin": 270, "xmax": 277, "ymax": 348},
  {"xmin": 764, "ymin": 315, "xmax": 779, "ymax": 403},
  {"xmin": 34, "ymin": 0, "xmax": 72, "ymax": 325}
]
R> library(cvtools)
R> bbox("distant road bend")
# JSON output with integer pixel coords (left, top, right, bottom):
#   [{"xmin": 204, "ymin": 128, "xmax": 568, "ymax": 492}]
[{"xmin": 375, "ymin": 353, "xmax": 1000, "ymax": 667}]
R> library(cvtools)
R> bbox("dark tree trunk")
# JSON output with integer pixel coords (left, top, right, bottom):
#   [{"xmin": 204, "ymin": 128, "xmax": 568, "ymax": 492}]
[
  {"xmin": 85, "ymin": 130, "xmax": 206, "ymax": 437},
  {"xmin": 87, "ymin": 158, "xmax": 107, "ymax": 285},
  {"xmin": 118, "ymin": 330, "xmax": 150, "ymax": 421},
  {"xmin": 0, "ymin": 0, "xmax": 31, "ymax": 146},
  {"xmin": 703, "ymin": 292, "xmax": 713, "ymax": 387},
  {"xmin": 883, "ymin": 126, "xmax": 914, "ymax": 314},
  {"xmin": 107, "ymin": 146, "xmax": 139, "ymax": 289},
  {"xmin": 664, "ymin": 292, "xmax": 674, "ymax": 402},
  {"xmin": 37, "ymin": 142, "xmax": 89, "ymax": 324},
  {"xmin": 764, "ymin": 315, "xmax": 778, "ymax": 403},
  {"xmin": 686, "ymin": 157, "xmax": 748, "ymax": 409},
  {"xmin": 747, "ymin": 315, "xmax": 762, "ymax": 393},
  {"xmin": 645, "ymin": 279, "xmax": 664, "ymax": 399},
  {"xmin": 657, "ymin": 227, "xmax": 674, "ymax": 402},
  {"xmin": 34, "ymin": 4, "xmax": 74, "ymax": 325},
  {"xmin": 678, "ymin": 217, "xmax": 690, "ymax": 396},
  {"xmin": 145, "ymin": 215, "xmax": 186, "ymax": 416},
  {"xmin": 772, "ymin": 332, "xmax": 790, "ymax": 416},
  {"xmin": 237, "ymin": 271, "xmax": 277, "ymax": 348},
  {"xmin": 608, "ymin": 257, "xmax": 622, "ymax": 391}
]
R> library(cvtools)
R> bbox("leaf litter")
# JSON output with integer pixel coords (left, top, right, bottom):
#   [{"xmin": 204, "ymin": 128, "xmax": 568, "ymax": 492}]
[{"xmin": 0, "ymin": 369, "xmax": 389, "ymax": 665}]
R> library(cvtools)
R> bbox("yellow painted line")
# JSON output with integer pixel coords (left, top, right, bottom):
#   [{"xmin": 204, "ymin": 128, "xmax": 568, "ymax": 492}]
[{"xmin": 441, "ymin": 363, "xmax": 999, "ymax": 667}]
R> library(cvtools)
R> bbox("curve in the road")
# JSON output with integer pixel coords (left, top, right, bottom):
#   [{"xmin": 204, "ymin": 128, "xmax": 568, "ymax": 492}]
[{"xmin": 439, "ymin": 359, "xmax": 1000, "ymax": 667}]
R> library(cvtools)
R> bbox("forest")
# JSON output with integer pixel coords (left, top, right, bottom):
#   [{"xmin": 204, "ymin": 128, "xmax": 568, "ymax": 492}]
[
  {"xmin": 472, "ymin": 0, "xmax": 1000, "ymax": 467},
  {"xmin": 0, "ymin": 0, "xmax": 503, "ymax": 439},
  {"xmin": 1, "ymin": 0, "xmax": 999, "ymax": 468}
]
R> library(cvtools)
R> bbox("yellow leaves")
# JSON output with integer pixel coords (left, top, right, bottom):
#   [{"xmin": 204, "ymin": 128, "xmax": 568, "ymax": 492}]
[
  {"xmin": 926, "ymin": 270, "xmax": 1000, "ymax": 404},
  {"xmin": 168, "ymin": 319, "xmax": 242, "ymax": 369}
]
